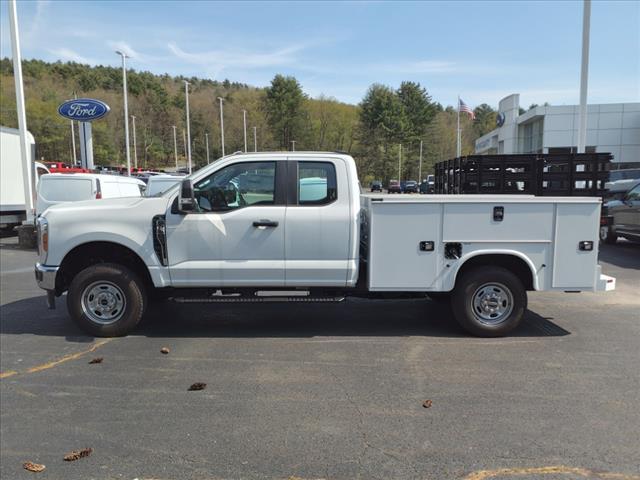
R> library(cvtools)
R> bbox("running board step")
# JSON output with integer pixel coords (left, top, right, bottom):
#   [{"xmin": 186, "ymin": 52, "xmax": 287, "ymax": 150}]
[{"xmin": 170, "ymin": 296, "xmax": 345, "ymax": 304}]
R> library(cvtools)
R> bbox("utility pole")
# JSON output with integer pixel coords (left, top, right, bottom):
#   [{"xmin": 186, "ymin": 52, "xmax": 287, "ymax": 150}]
[
  {"xmin": 418, "ymin": 140, "xmax": 423, "ymax": 182},
  {"xmin": 205, "ymin": 132, "xmax": 210, "ymax": 164},
  {"xmin": 218, "ymin": 97, "xmax": 225, "ymax": 156},
  {"xmin": 291, "ymin": 140, "xmax": 296, "ymax": 152},
  {"xmin": 398, "ymin": 144, "xmax": 402, "ymax": 181},
  {"xmin": 184, "ymin": 81, "xmax": 192, "ymax": 174},
  {"xmin": 115, "ymin": 50, "xmax": 131, "ymax": 175},
  {"xmin": 9, "ymin": 0, "xmax": 34, "ymax": 222},
  {"xmin": 131, "ymin": 115, "xmax": 137, "ymax": 169},
  {"xmin": 183, "ymin": 129, "xmax": 187, "ymax": 159},
  {"xmin": 577, "ymin": 0, "xmax": 591, "ymax": 153},
  {"xmin": 253, "ymin": 126, "xmax": 257, "ymax": 152},
  {"xmin": 242, "ymin": 109, "xmax": 248, "ymax": 152},
  {"xmin": 172, "ymin": 125, "xmax": 178, "ymax": 170}
]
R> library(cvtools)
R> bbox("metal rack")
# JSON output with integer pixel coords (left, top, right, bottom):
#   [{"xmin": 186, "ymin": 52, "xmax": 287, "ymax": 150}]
[{"xmin": 434, "ymin": 153, "xmax": 611, "ymax": 197}]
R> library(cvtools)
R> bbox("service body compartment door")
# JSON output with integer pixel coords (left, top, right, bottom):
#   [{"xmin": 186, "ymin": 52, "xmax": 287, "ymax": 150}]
[
  {"xmin": 367, "ymin": 202, "xmax": 441, "ymax": 290},
  {"xmin": 552, "ymin": 203, "xmax": 600, "ymax": 289}
]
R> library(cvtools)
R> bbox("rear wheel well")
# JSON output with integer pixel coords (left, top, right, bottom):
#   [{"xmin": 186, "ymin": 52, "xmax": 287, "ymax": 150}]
[
  {"xmin": 56, "ymin": 242, "xmax": 153, "ymax": 295},
  {"xmin": 455, "ymin": 254, "xmax": 534, "ymax": 291}
]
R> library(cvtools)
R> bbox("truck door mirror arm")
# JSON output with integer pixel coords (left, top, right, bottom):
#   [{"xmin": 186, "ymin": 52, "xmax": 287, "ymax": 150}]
[{"xmin": 178, "ymin": 178, "xmax": 196, "ymax": 213}]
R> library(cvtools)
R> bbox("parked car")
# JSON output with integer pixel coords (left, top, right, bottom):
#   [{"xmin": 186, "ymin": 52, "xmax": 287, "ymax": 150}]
[
  {"xmin": 420, "ymin": 175, "xmax": 435, "ymax": 194},
  {"xmin": 36, "ymin": 173, "xmax": 146, "ymax": 216},
  {"xmin": 601, "ymin": 182, "xmax": 640, "ymax": 244},
  {"xmin": 35, "ymin": 152, "xmax": 614, "ymax": 339},
  {"xmin": 145, "ymin": 175, "xmax": 184, "ymax": 197},
  {"xmin": 388, "ymin": 179, "xmax": 401, "ymax": 193},
  {"xmin": 402, "ymin": 180, "xmax": 418, "ymax": 193},
  {"xmin": 370, "ymin": 180, "xmax": 383, "ymax": 192}
]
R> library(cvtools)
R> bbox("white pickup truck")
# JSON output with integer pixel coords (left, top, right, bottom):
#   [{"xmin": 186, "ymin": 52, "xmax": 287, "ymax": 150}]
[{"xmin": 35, "ymin": 152, "xmax": 615, "ymax": 337}]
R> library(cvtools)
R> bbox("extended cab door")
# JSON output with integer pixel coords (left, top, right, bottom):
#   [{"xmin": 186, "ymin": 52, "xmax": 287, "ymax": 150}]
[
  {"xmin": 284, "ymin": 157, "xmax": 352, "ymax": 286},
  {"xmin": 165, "ymin": 159, "xmax": 287, "ymax": 287},
  {"xmin": 615, "ymin": 184, "xmax": 640, "ymax": 235}
]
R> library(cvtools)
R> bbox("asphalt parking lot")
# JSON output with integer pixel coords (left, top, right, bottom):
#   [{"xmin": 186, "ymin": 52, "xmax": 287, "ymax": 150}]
[{"xmin": 1, "ymin": 235, "xmax": 639, "ymax": 480}]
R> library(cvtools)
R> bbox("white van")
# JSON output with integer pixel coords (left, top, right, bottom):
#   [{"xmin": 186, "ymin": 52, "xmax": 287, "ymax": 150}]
[
  {"xmin": 36, "ymin": 174, "xmax": 145, "ymax": 216},
  {"xmin": 145, "ymin": 174, "xmax": 183, "ymax": 196}
]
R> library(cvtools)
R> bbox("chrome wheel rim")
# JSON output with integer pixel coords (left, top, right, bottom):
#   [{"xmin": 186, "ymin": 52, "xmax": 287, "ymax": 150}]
[
  {"xmin": 471, "ymin": 282, "xmax": 514, "ymax": 325},
  {"xmin": 81, "ymin": 281, "xmax": 126, "ymax": 325}
]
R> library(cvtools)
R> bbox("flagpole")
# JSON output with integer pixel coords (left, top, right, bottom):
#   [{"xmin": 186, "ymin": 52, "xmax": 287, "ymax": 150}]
[{"xmin": 456, "ymin": 95, "xmax": 461, "ymax": 158}]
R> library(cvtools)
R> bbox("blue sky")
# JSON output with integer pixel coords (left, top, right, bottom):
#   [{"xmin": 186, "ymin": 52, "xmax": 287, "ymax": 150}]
[{"xmin": 1, "ymin": 0, "xmax": 638, "ymax": 108}]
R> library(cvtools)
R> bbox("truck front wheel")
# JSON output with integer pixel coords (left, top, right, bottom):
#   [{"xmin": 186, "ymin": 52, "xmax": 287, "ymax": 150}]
[
  {"xmin": 451, "ymin": 266, "xmax": 526, "ymax": 337},
  {"xmin": 67, "ymin": 263, "xmax": 146, "ymax": 337}
]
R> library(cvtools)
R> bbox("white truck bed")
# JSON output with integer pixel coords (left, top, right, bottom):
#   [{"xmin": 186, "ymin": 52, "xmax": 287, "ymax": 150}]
[{"xmin": 360, "ymin": 194, "xmax": 609, "ymax": 293}]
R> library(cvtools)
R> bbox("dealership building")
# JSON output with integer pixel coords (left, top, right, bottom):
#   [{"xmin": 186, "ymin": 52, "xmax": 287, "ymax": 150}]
[{"xmin": 474, "ymin": 94, "xmax": 640, "ymax": 164}]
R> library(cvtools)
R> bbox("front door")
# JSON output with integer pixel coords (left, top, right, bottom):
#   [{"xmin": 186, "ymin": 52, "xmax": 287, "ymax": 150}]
[{"xmin": 166, "ymin": 159, "xmax": 287, "ymax": 287}]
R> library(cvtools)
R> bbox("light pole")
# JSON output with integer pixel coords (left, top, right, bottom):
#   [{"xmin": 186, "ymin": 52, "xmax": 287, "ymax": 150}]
[
  {"xmin": 577, "ymin": 0, "xmax": 591, "ymax": 153},
  {"xmin": 218, "ymin": 97, "xmax": 225, "ymax": 156},
  {"xmin": 205, "ymin": 132, "xmax": 210, "ymax": 164},
  {"xmin": 115, "ymin": 50, "xmax": 131, "ymax": 176},
  {"xmin": 291, "ymin": 140, "xmax": 296, "ymax": 152},
  {"xmin": 184, "ymin": 81, "xmax": 192, "ymax": 174},
  {"xmin": 398, "ymin": 144, "xmax": 402, "ymax": 181},
  {"xmin": 242, "ymin": 109, "xmax": 248, "ymax": 152},
  {"xmin": 253, "ymin": 126, "xmax": 257, "ymax": 152},
  {"xmin": 183, "ymin": 129, "xmax": 187, "ymax": 158},
  {"xmin": 131, "ymin": 115, "xmax": 137, "ymax": 169},
  {"xmin": 9, "ymin": 0, "xmax": 34, "ymax": 222},
  {"xmin": 172, "ymin": 125, "xmax": 178, "ymax": 170}
]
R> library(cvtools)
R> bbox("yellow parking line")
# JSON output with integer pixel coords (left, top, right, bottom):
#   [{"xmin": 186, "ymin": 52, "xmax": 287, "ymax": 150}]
[
  {"xmin": 464, "ymin": 466, "xmax": 640, "ymax": 480},
  {"xmin": 0, "ymin": 339, "xmax": 112, "ymax": 379}
]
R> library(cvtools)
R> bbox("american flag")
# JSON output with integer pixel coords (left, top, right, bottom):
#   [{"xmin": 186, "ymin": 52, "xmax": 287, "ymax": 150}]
[{"xmin": 459, "ymin": 98, "xmax": 476, "ymax": 120}]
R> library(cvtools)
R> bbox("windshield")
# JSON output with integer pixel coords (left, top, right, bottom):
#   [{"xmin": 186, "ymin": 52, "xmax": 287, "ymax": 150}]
[{"xmin": 155, "ymin": 159, "xmax": 223, "ymax": 197}]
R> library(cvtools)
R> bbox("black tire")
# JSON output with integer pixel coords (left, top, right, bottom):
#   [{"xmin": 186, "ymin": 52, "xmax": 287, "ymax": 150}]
[
  {"xmin": 451, "ymin": 266, "xmax": 527, "ymax": 337},
  {"xmin": 67, "ymin": 263, "xmax": 146, "ymax": 337},
  {"xmin": 600, "ymin": 225, "xmax": 618, "ymax": 244}
]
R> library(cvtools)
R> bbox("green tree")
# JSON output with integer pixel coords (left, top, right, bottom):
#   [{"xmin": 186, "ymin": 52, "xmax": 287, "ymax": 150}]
[{"xmin": 262, "ymin": 74, "xmax": 307, "ymax": 149}]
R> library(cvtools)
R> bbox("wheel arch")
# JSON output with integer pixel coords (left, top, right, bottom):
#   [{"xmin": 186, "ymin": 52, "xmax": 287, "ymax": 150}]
[
  {"xmin": 453, "ymin": 251, "xmax": 538, "ymax": 291},
  {"xmin": 56, "ymin": 241, "xmax": 154, "ymax": 295}
]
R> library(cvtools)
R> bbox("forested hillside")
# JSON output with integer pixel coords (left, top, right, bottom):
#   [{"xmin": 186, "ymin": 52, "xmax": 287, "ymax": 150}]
[{"xmin": 0, "ymin": 58, "xmax": 496, "ymax": 183}]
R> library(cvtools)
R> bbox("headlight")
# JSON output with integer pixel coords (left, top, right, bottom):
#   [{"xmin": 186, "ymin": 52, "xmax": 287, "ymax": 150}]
[{"xmin": 37, "ymin": 217, "xmax": 48, "ymax": 260}]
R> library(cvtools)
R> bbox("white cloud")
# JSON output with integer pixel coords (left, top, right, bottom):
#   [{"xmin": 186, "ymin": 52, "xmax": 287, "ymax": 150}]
[
  {"xmin": 107, "ymin": 41, "xmax": 140, "ymax": 59},
  {"xmin": 167, "ymin": 42, "xmax": 305, "ymax": 71},
  {"xmin": 48, "ymin": 48, "xmax": 92, "ymax": 64}
]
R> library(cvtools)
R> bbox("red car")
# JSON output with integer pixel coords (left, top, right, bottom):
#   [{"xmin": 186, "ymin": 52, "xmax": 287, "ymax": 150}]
[{"xmin": 388, "ymin": 179, "xmax": 401, "ymax": 193}]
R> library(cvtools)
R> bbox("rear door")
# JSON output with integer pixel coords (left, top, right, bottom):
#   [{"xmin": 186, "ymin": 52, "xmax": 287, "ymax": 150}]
[
  {"xmin": 284, "ymin": 157, "xmax": 351, "ymax": 286},
  {"xmin": 616, "ymin": 184, "xmax": 640, "ymax": 234}
]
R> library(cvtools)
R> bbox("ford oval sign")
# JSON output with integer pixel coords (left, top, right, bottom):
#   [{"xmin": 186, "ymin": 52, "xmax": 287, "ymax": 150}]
[{"xmin": 58, "ymin": 98, "xmax": 110, "ymax": 122}]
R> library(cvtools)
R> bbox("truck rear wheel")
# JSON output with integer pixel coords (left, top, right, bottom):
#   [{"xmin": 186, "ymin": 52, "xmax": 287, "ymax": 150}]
[
  {"xmin": 67, "ymin": 263, "xmax": 146, "ymax": 337},
  {"xmin": 451, "ymin": 266, "xmax": 526, "ymax": 337}
]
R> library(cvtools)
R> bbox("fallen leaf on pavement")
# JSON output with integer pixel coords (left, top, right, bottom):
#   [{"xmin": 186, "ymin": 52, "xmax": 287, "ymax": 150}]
[
  {"xmin": 63, "ymin": 448, "xmax": 93, "ymax": 461},
  {"xmin": 88, "ymin": 357, "xmax": 103, "ymax": 364},
  {"xmin": 160, "ymin": 347, "xmax": 170, "ymax": 354},
  {"xmin": 23, "ymin": 462, "xmax": 46, "ymax": 472},
  {"xmin": 188, "ymin": 382, "xmax": 206, "ymax": 391},
  {"xmin": 422, "ymin": 399, "xmax": 433, "ymax": 408}
]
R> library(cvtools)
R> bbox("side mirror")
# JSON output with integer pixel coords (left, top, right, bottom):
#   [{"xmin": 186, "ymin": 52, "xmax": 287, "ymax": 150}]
[{"xmin": 178, "ymin": 178, "xmax": 196, "ymax": 212}]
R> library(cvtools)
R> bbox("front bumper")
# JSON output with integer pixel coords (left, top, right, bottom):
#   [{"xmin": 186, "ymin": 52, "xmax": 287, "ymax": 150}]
[{"xmin": 35, "ymin": 263, "xmax": 58, "ymax": 291}]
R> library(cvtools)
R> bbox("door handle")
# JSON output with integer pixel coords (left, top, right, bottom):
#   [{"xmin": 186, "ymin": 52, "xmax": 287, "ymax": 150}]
[{"xmin": 253, "ymin": 220, "xmax": 279, "ymax": 228}]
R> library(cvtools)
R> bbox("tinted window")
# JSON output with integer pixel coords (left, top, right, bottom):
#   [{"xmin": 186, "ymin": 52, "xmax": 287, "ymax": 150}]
[
  {"xmin": 298, "ymin": 162, "xmax": 337, "ymax": 205},
  {"xmin": 194, "ymin": 161, "xmax": 276, "ymax": 212},
  {"xmin": 627, "ymin": 185, "xmax": 640, "ymax": 201}
]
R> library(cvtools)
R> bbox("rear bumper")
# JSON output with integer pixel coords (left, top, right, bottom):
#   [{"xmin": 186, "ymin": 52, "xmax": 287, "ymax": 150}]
[
  {"xmin": 596, "ymin": 265, "xmax": 616, "ymax": 292},
  {"xmin": 35, "ymin": 263, "xmax": 58, "ymax": 291}
]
